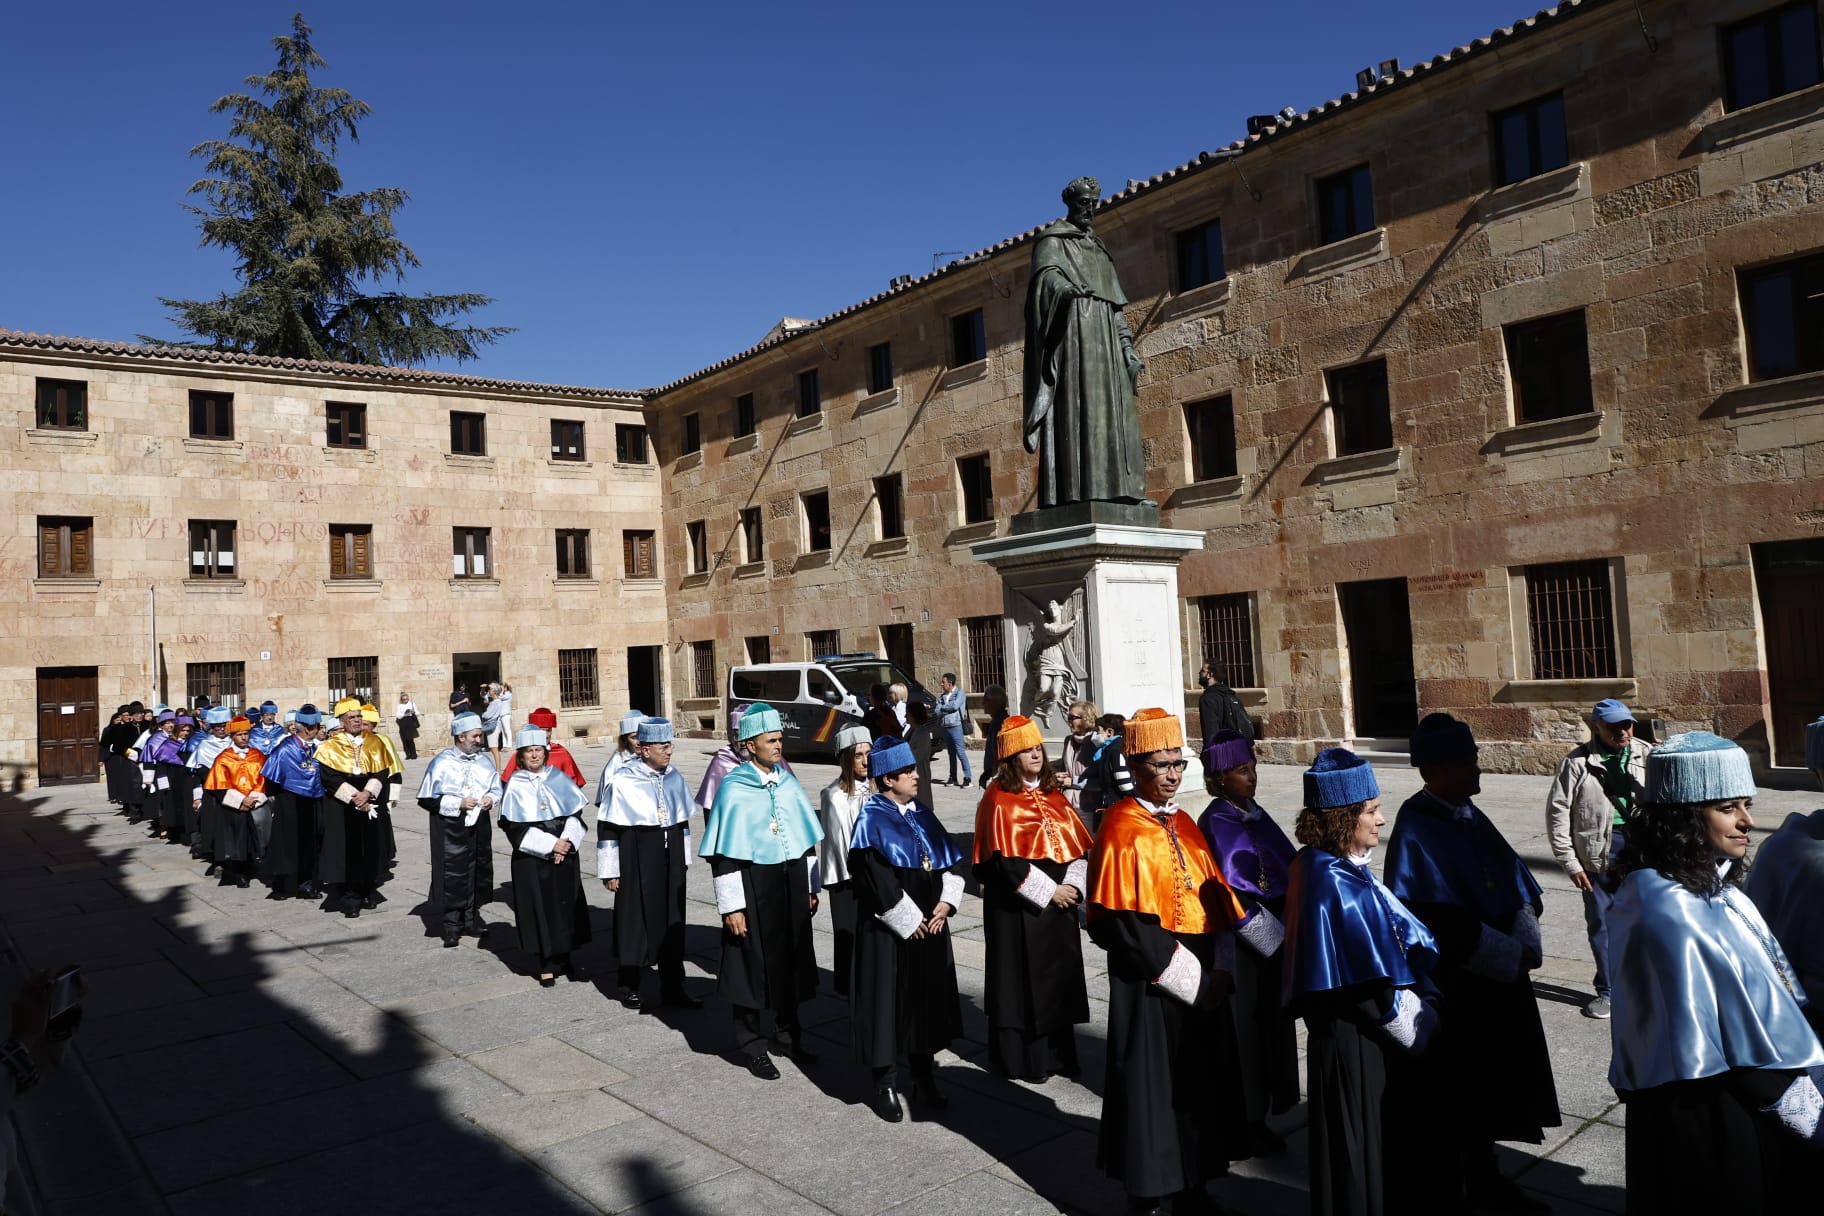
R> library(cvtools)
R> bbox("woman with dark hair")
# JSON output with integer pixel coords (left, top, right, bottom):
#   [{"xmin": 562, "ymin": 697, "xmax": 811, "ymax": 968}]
[
  {"xmin": 973, "ymin": 716, "xmax": 1093, "ymax": 1082},
  {"xmin": 497, "ymin": 726, "xmax": 592, "ymax": 987},
  {"xmin": 1607, "ymin": 731, "xmax": 1824, "ymax": 1213},
  {"xmin": 1283, "ymin": 748, "xmax": 1442, "ymax": 1216},
  {"xmin": 817, "ymin": 726, "xmax": 872, "ymax": 997}
]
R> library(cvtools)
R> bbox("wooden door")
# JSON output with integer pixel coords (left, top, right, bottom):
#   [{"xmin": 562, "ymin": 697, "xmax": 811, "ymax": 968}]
[
  {"xmin": 37, "ymin": 667, "xmax": 99, "ymax": 786},
  {"xmin": 882, "ymin": 624, "xmax": 915, "ymax": 679},
  {"xmin": 1755, "ymin": 540, "xmax": 1824, "ymax": 766}
]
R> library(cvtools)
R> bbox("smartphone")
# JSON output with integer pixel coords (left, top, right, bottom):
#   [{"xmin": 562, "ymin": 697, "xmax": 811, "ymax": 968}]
[{"xmin": 48, "ymin": 966, "xmax": 81, "ymax": 1018}]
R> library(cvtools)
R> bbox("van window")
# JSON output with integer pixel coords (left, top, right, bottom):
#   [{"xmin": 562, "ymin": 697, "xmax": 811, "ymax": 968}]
[
  {"xmin": 730, "ymin": 669, "xmax": 803, "ymax": 702},
  {"xmin": 807, "ymin": 669, "xmax": 839, "ymax": 702}
]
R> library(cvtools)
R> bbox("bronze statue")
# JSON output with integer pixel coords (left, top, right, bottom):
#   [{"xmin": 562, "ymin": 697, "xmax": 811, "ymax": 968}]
[{"xmin": 1021, "ymin": 177, "xmax": 1151, "ymax": 508}]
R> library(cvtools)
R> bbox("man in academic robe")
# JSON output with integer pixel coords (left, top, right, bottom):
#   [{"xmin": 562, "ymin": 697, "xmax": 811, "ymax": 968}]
[
  {"xmin": 131, "ymin": 710, "xmax": 168, "ymax": 829},
  {"xmin": 249, "ymin": 701, "xmax": 287, "ymax": 755},
  {"xmin": 700, "ymin": 702, "xmax": 824, "ymax": 1079},
  {"xmin": 261, "ymin": 704, "xmax": 325, "ymax": 900},
  {"xmin": 361, "ymin": 703, "xmax": 404, "ymax": 868},
  {"xmin": 415, "ymin": 712, "xmax": 499, "ymax": 947},
  {"xmin": 206, "ymin": 717, "xmax": 268, "ymax": 888},
  {"xmin": 504, "ymin": 708, "xmax": 586, "ymax": 786},
  {"xmin": 149, "ymin": 712, "xmax": 193, "ymax": 845},
  {"xmin": 188, "ymin": 707, "xmax": 235, "ymax": 870},
  {"xmin": 1746, "ymin": 715, "xmax": 1824, "ymax": 1040},
  {"xmin": 1088, "ymin": 708, "xmax": 1247, "ymax": 1216},
  {"xmin": 1383, "ymin": 713, "xmax": 1559, "ymax": 1214},
  {"xmin": 100, "ymin": 705, "xmax": 140, "ymax": 807},
  {"xmin": 110, "ymin": 705, "xmax": 150, "ymax": 819},
  {"xmin": 315, "ymin": 698, "xmax": 400, "ymax": 918},
  {"xmin": 598, "ymin": 717, "xmax": 700, "ymax": 1009}
]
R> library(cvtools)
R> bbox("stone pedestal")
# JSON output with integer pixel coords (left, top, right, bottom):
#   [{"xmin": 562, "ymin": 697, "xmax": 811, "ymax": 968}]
[{"xmin": 972, "ymin": 504, "xmax": 1205, "ymax": 737}]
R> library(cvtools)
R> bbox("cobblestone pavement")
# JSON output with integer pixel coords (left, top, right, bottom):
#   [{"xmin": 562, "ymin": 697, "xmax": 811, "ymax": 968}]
[{"xmin": 4, "ymin": 745, "xmax": 1816, "ymax": 1215}]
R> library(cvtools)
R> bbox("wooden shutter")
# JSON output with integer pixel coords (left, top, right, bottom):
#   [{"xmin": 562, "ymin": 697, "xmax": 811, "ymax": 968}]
[
  {"xmin": 40, "ymin": 521, "xmax": 63, "ymax": 576},
  {"xmin": 352, "ymin": 528, "xmax": 371, "ymax": 577},
  {"xmin": 70, "ymin": 522, "xmax": 92, "ymax": 575},
  {"xmin": 330, "ymin": 530, "xmax": 348, "ymax": 578}
]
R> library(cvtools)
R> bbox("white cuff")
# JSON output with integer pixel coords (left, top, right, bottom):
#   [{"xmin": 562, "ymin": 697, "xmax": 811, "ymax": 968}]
[
  {"xmin": 438, "ymin": 793, "xmax": 464, "ymax": 817},
  {"xmin": 221, "ymin": 789, "xmax": 246, "ymax": 810},
  {"xmin": 1465, "ymin": 923, "xmax": 1524, "ymax": 983},
  {"xmin": 363, "ymin": 778, "xmax": 384, "ymax": 798},
  {"xmin": 714, "ymin": 870, "xmax": 746, "ymax": 915},
  {"xmin": 940, "ymin": 871, "xmax": 965, "ymax": 912},
  {"xmin": 1767, "ymin": 1074, "xmax": 1824, "ymax": 1141},
  {"xmin": 680, "ymin": 828, "xmax": 692, "ymax": 867},
  {"xmin": 560, "ymin": 816, "xmax": 587, "ymax": 848},
  {"xmin": 155, "ymin": 776, "xmax": 170, "ymax": 791},
  {"xmin": 1063, "ymin": 857, "xmax": 1088, "ymax": 894},
  {"xmin": 1236, "ymin": 907, "xmax": 1285, "ymax": 957},
  {"xmin": 807, "ymin": 862, "xmax": 823, "ymax": 896},
  {"xmin": 1153, "ymin": 943, "xmax": 1203, "ymax": 1006},
  {"xmin": 878, "ymin": 892, "xmax": 924, "ymax": 940},
  {"xmin": 1379, "ymin": 988, "xmax": 1436, "ymax": 1051},
  {"xmin": 1016, "ymin": 864, "xmax": 1058, "ymax": 910},
  {"xmin": 597, "ymin": 838, "xmax": 620, "ymax": 879},
  {"xmin": 333, "ymin": 783, "xmax": 356, "ymax": 803},
  {"xmin": 1513, "ymin": 906, "xmax": 1542, "ymax": 966},
  {"xmin": 519, "ymin": 826, "xmax": 559, "ymax": 858}
]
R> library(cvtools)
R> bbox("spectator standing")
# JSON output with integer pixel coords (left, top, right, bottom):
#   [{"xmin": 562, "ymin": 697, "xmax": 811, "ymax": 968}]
[
  {"xmin": 934, "ymin": 673, "xmax": 974, "ymax": 787},
  {"xmin": 889, "ymin": 682, "xmax": 910, "ymax": 731},
  {"xmin": 1060, "ymin": 699, "xmax": 1099, "ymax": 808},
  {"xmin": 481, "ymin": 683, "xmax": 514, "ymax": 770},
  {"xmin": 978, "ymin": 684, "xmax": 1009, "ymax": 790},
  {"xmin": 448, "ymin": 683, "xmax": 471, "ymax": 721},
  {"xmin": 395, "ymin": 692, "xmax": 421, "ymax": 760},
  {"xmin": 862, "ymin": 684, "xmax": 899, "ymax": 741},
  {"xmin": 1196, "ymin": 663, "xmax": 1251, "ymax": 748},
  {"xmin": 906, "ymin": 702, "xmax": 937, "ymax": 798}
]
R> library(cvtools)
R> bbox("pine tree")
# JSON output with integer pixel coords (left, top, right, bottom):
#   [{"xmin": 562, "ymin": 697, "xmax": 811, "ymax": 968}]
[{"xmin": 146, "ymin": 14, "xmax": 511, "ymax": 366}]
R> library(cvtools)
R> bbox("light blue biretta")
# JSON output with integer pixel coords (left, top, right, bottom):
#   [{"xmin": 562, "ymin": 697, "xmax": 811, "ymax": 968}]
[
  {"xmin": 294, "ymin": 703, "xmax": 323, "ymax": 726},
  {"xmin": 835, "ymin": 724, "xmax": 871, "ymax": 754},
  {"xmin": 514, "ymin": 726, "xmax": 549, "ymax": 749},
  {"xmin": 1806, "ymin": 717, "xmax": 1824, "ymax": 772},
  {"xmin": 737, "ymin": 702, "xmax": 783, "ymax": 742},
  {"xmin": 1644, "ymin": 731, "xmax": 1756, "ymax": 804},
  {"xmin": 868, "ymin": 736, "xmax": 916, "ymax": 777},
  {"xmin": 450, "ymin": 712, "xmax": 483, "ymax": 736},
  {"xmin": 618, "ymin": 711, "xmax": 646, "ymax": 737},
  {"xmin": 283, "ymin": 710, "xmax": 296, "ymax": 725},
  {"xmin": 636, "ymin": 717, "xmax": 673, "ymax": 744},
  {"xmin": 1304, "ymin": 747, "xmax": 1381, "ymax": 809},
  {"xmin": 204, "ymin": 706, "xmax": 234, "ymax": 726}
]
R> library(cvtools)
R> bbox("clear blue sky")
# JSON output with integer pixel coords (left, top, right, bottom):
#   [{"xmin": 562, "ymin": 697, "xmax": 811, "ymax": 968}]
[{"xmin": 3, "ymin": 0, "xmax": 1542, "ymax": 390}]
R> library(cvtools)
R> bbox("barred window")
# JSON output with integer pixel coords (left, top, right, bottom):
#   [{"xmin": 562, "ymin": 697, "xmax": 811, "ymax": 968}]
[
  {"xmin": 187, "ymin": 661, "xmax": 245, "ymax": 709},
  {"xmin": 558, "ymin": 648, "xmax": 599, "ymax": 709},
  {"xmin": 1524, "ymin": 560, "xmax": 1618, "ymax": 680},
  {"xmin": 1197, "ymin": 594, "xmax": 1258, "ymax": 688},
  {"xmin": 691, "ymin": 640, "xmax": 716, "ymax": 699},
  {"xmin": 326, "ymin": 657, "xmax": 378, "ymax": 705},
  {"xmin": 964, "ymin": 615, "xmax": 1005, "ymax": 692},
  {"xmin": 807, "ymin": 629, "xmax": 841, "ymax": 660}
]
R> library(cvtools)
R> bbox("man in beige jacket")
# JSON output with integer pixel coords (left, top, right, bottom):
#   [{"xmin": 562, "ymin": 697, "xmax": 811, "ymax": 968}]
[{"xmin": 1544, "ymin": 698, "xmax": 1650, "ymax": 1019}]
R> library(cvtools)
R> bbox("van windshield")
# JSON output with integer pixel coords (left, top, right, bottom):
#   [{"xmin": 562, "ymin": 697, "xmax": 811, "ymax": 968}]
[{"xmin": 829, "ymin": 663, "xmax": 928, "ymax": 703}]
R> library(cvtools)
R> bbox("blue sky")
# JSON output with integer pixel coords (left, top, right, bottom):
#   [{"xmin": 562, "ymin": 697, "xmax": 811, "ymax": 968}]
[{"xmin": 3, "ymin": 1, "xmax": 1544, "ymax": 389}]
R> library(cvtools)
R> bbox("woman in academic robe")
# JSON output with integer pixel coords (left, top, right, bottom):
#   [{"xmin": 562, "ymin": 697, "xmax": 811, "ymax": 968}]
[
  {"xmin": 1197, "ymin": 730, "xmax": 1300, "ymax": 1156},
  {"xmin": 1608, "ymin": 732, "xmax": 1824, "ymax": 1214},
  {"xmin": 206, "ymin": 717, "xmax": 269, "ymax": 888},
  {"xmin": 1283, "ymin": 748, "xmax": 1443, "ymax": 1216},
  {"xmin": 315, "ymin": 698, "xmax": 401, "ymax": 918},
  {"xmin": 972, "ymin": 715, "xmax": 1092, "ymax": 1082},
  {"xmin": 816, "ymin": 726, "xmax": 871, "ymax": 998},
  {"xmin": 260, "ymin": 705, "xmax": 326, "ymax": 900},
  {"xmin": 849, "ymin": 736, "xmax": 965, "ymax": 1122},
  {"xmin": 498, "ymin": 726, "xmax": 593, "ymax": 987},
  {"xmin": 151, "ymin": 713, "xmax": 194, "ymax": 846}
]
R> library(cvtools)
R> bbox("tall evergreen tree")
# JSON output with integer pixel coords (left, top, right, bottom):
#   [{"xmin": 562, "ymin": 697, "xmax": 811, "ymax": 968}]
[{"xmin": 147, "ymin": 13, "xmax": 511, "ymax": 365}]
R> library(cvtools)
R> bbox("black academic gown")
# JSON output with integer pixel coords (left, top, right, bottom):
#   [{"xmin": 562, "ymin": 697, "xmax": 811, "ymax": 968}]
[
  {"xmin": 1230, "ymin": 888, "xmax": 1300, "ymax": 1123},
  {"xmin": 318, "ymin": 766, "xmax": 388, "ymax": 898},
  {"xmin": 976, "ymin": 854, "xmax": 1089, "ymax": 1080},
  {"xmin": 418, "ymin": 799, "xmax": 495, "ymax": 936},
  {"xmin": 265, "ymin": 786, "xmax": 320, "ymax": 892},
  {"xmin": 156, "ymin": 757, "xmax": 190, "ymax": 839},
  {"xmin": 710, "ymin": 853, "xmax": 818, "ymax": 1016},
  {"xmin": 498, "ymin": 815, "xmax": 592, "ymax": 964},
  {"xmin": 601, "ymin": 822, "xmax": 688, "ymax": 972},
  {"xmin": 849, "ymin": 849, "xmax": 964, "ymax": 1070}
]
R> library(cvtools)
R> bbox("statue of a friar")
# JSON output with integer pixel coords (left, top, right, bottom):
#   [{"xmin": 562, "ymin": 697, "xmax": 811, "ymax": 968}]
[{"xmin": 1021, "ymin": 176, "xmax": 1152, "ymax": 508}]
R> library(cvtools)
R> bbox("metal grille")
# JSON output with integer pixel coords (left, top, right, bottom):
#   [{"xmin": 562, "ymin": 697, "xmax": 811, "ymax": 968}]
[
  {"xmin": 1525, "ymin": 560, "xmax": 1617, "ymax": 680},
  {"xmin": 558, "ymin": 648, "xmax": 599, "ymax": 709},
  {"xmin": 1197, "ymin": 594, "xmax": 1258, "ymax": 688},
  {"xmin": 187, "ymin": 661, "xmax": 245, "ymax": 709},
  {"xmin": 691, "ymin": 641, "xmax": 716, "ymax": 699},
  {"xmin": 964, "ymin": 615, "xmax": 1005, "ymax": 692},
  {"xmin": 807, "ymin": 630, "xmax": 840, "ymax": 660},
  {"xmin": 326, "ymin": 656, "xmax": 378, "ymax": 705}
]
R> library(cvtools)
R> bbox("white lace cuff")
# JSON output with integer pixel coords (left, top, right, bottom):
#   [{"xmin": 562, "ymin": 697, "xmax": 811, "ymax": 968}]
[
  {"xmin": 939, "ymin": 871, "xmax": 965, "ymax": 912},
  {"xmin": 333, "ymin": 783, "xmax": 356, "ymax": 803},
  {"xmin": 878, "ymin": 893, "xmax": 923, "ymax": 940},
  {"xmin": 1153, "ymin": 943, "xmax": 1203, "ymax": 1006},
  {"xmin": 221, "ymin": 788, "xmax": 246, "ymax": 810},
  {"xmin": 363, "ymin": 778, "xmax": 384, "ymax": 799},
  {"xmin": 1380, "ymin": 988, "xmax": 1425, "ymax": 1049},
  {"xmin": 1063, "ymin": 857, "xmax": 1087, "ymax": 893},
  {"xmin": 1465, "ymin": 922, "xmax": 1524, "ymax": 983},
  {"xmin": 1015, "ymin": 864, "xmax": 1058, "ymax": 910},
  {"xmin": 1768, "ymin": 1074, "xmax": 1824, "ymax": 1141},
  {"xmin": 598, "ymin": 838, "xmax": 620, "ymax": 879},
  {"xmin": 714, "ymin": 870, "xmax": 746, "ymax": 915},
  {"xmin": 1236, "ymin": 907, "xmax": 1285, "ymax": 957}
]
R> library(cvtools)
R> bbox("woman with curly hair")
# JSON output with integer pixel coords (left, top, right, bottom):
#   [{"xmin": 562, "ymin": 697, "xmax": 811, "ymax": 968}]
[{"xmin": 1607, "ymin": 731, "xmax": 1824, "ymax": 1213}]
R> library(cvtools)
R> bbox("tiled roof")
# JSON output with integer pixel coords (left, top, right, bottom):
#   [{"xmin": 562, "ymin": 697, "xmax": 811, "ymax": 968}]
[
  {"xmin": 650, "ymin": 0, "xmax": 1610, "ymax": 396},
  {"xmin": 0, "ymin": 328, "xmax": 645, "ymax": 400}
]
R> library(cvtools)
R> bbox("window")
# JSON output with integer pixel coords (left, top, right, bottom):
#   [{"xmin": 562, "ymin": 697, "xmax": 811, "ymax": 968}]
[
  {"xmin": 551, "ymin": 419, "xmax": 586, "ymax": 461},
  {"xmin": 687, "ymin": 520, "xmax": 709, "ymax": 574},
  {"xmin": 326, "ymin": 657, "xmax": 378, "ymax": 706},
  {"xmin": 746, "ymin": 636, "xmax": 772, "ymax": 664},
  {"xmin": 325, "ymin": 401, "xmax": 366, "ymax": 449},
  {"xmin": 558, "ymin": 648, "xmax": 599, "ymax": 709},
  {"xmin": 188, "ymin": 519, "xmax": 237, "ymax": 579},
  {"xmin": 556, "ymin": 528, "xmax": 591, "ymax": 578},
  {"xmin": 1741, "ymin": 251, "xmax": 1824, "ymax": 380},
  {"xmin": 1315, "ymin": 164, "xmax": 1375, "ymax": 245},
  {"xmin": 734, "ymin": 392, "xmax": 756, "ymax": 438},
  {"xmin": 187, "ymin": 661, "xmax": 245, "ymax": 709},
  {"xmin": 875, "ymin": 474, "xmax": 905, "ymax": 539},
  {"xmin": 958, "ymin": 453, "xmax": 994, "ymax": 525},
  {"xmin": 690, "ymin": 640, "xmax": 716, "ymax": 698},
  {"xmin": 35, "ymin": 379, "xmax": 87, "ymax": 431},
  {"xmin": 189, "ymin": 390, "xmax": 234, "ymax": 440},
  {"xmin": 739, "ymin": 507, "xmax": 764, "ymax": 563},
  {"xmin": 1174, "ymin": 219, "xmax": 1226, "ymax": 291},
  {"xmin": 615, "ymin": 423, "xmax": 648, "ymax": 464},
  {"xmin": 1524, "ymin": 560, "xmax": 1618, "ymax": 680},
  {"xmin": 807, "ymin": 629, "xmax": 841, "ymax": 659},
  {"xmin": 964, "ymin": 615, "xmax": 1006, "ymax": 692},
  {"xmin": 623, "ymin": 529, "xmax": 656, "ymax": 579},
  {"xmin": 1722, "ymin": 2, "xmax": 1823, "ymax": 111},
  {"xmin": 951, "ymin": 309, "xmax": 987, "ymax": 366},
  {"xmin": 867, "ymin": 342, "xmax": 894, "ymax": 394},
  {"xmin": 682, "ymin": 412, "xmax": 701, "ymax": 456},
  {"xmin": 37, "ymin": 516, "xmax": 93, "ymax": 578},
  {"xmin": 1491, "ymin": 93, "xmax": 1569, "ymax": 188},
  {"xmin": 450, "ymin": 411, "xmax": 486, "ymax": 456},
  {"xmin": 1327, "ymin": 360, "xmax": 1394, "ymax": 456},
  {"xmin": 1505, "ymin": 310, "xmax": 1594, "ymax": 422},
  {"xmin": 731, "ymin": 668, "xmax": 803, "ymax": 702},
  {"xmin": 1197, "ymin": 594, "xmax": 1258, "ymax": 689},
  {"xmin": 802, "ymin": 491, "xmax": 832, "ymax": 553},
  {"xmin": 1184, "ymin": 395, "xmax": 1238, "ymax": 481},
  {"xmin": 328, "ymin": 524, "xmax": 373, "ymax": 579},
  {"xmin": 452, "ymin": 527, "xmax": 490, "ymax": 578},
  {"xmin": 797, "ymin": 369, "xmax": 821, "ymax": 418},
  {"xmin": 881, "ymin": 622, "xmax": 915, "ymax": 674}
]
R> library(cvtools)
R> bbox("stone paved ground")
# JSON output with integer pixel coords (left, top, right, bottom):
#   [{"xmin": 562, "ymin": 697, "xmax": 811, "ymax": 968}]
[{"xmin": 3, "ymin": 745, "xmax": 1816, "ymax": 1215}]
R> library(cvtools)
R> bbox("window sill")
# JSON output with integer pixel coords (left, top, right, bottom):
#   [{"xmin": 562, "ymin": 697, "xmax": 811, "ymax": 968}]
[
  {"xmin": 546, "ymin": 458, "xmax": 593, "ymax": 474},
  {"xmin": 784, "ymin": 412, "xmax": 825, "ymax": 439},
  {"xmin": 1290, "ymin": 227, "xmax": 1388, "ymax": 282},
  {"xmin": 183, "ymin": 578, "xmax": 245, "ymax": 592},
  {"xmin": 1482, "ymin": 410, "xmax": 1604, "ymax": 457},
  {"xmin": 621, "ymin": 577, "xmax": 663, "ymax": 589},
  {"xmin": 855, "ymin": 386, "xmax": 900, "ymax": 417},
  {"xmin": 794, "ymin": 550, "xmax": 833, "ymax": 572},
  {"xmin": 444, "ymin": 452, "xmax": 494, "ymax": 468},
  {"xmin": 322, "ymin": 445, "xmax": 375, "ymax": 462},
  {"xmin": 864, "ymin": 536, "xmax": 910, "ymax": 559},
  {"xmin": 1308, "ymin": 446, "xmax": 1400, "ymax": 484},
  {"xmin": 1497, "ymin": 677, "xmax": 1636, "ymax": 706},
  {"xmin": 940, "ymin": 360, "xmax": 989, "ymax": 390},
  {"xmin": 323, "ymin": 578, "xmax": 382, "ymax": 592},
  {"xmin": 448, "ymin": 577, "xmax": 500, "ymax": 589},
  {"xmin": 733, "ymin": 561, "xmax": 768, "ymax": 580},
  {"xmin": 1710, "ymin": 369, "xmax": 1824, "ymax": 420},
  {"xmin": 680, "ymin": 571, "xmax": 712, "ymax": 589},
  {"xmin": 1477, "ymin": 161, "xmax": 1589, "ymax": 223},
  {"xmin": 1168, "ymin": 473, "xmax": 1244, "ymax": 508},
  {"xmin": 1701, "ymin": 81, "xmax": 1824, "ymax": 152},
  {"xmin": 677, "ymin": 697, "xmax": 722, "ymax": 712},
  {"xmin": 26, "ymin": 429, "xmax": 97, "ymax": 447},
  {"xmin": 726, "ymin": 432, "xmax": 761, "ymax": 457},
  {"xmin": 553, "ymin": 578, "xmax": 599, "ymax": 590},
  {"xmin": 183, "ymin": 438, "xmax": 243, "ymax": 454},
  {"xmin": 944, "ymin": 519, "xmax": 999, "ymax": 546},
  {"xmin": 676, "ymin": 450, "xmax": 704, "ymax": 472},
  {"xmin": 1160, "ymin": 277, "xmax": 1231, "ymax": 322},
  {"xmin": 612, "ymin": 461, "xmax": 656, "ymax": 473},
  {"xmin": 31, "ymin": 578, "xmax": 100, "ymax": 592}
]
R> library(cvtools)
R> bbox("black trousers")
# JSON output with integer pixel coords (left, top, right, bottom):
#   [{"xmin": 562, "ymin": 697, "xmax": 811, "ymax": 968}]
[
  {"xmin": 732, "ymin": 1002, "xmax": 801, "ymax": 1056},
  {"xmin": 618, "ymin": 920, "xmax": 686, "ymax": 992}
]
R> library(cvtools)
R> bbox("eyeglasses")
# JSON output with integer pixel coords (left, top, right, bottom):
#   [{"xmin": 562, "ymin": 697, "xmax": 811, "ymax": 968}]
[{"xmin": 1145, "ymin": 760, "xmax": 1190, "ymax": 774}]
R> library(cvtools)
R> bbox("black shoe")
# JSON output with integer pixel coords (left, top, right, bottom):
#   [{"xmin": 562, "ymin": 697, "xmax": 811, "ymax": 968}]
[
  {"xmin": 343, "ymin": 908, "xmax": 359, "ymax": 919},
  {"xmin": 205, "ymin": 864, "xmax": 220, "ymax": 877},
  {"xmin": 617, "ymin": 988, "xmax": 643, "ymax": 1009},
  {"xmin": 235, "ymin": 874, "xmax": 251, "ymax": 889},
  {"xmin": 298, "ymin": 881, "xmax": 317, "ymax": 897},
  {"xmin": 564, "ymin": 963, "xmax": 587, "ymax": 984},
  {"xmin": 361, "ymin": 892, "xmax": 383, "ymax": 909},
  {"xmin": 538, "ymin": 975, "xmax": 557, "ymax": 988},
  {"xmin": 266, "ymin": 890, "xmax": 289, "ymax": 902},
  {"xmin": 911, "ymin": 1076, "xmax": 948, "ymax": 1110},
  {"xmin": 463, "ymin": 917, "xmax": 489, "ymax": 938},
  {"xmin": 742, "ymin": 1052, "xmax": 780, "ymax": 1080},
  {"xmin": 872, "ymin": 1084, "xmax": 904, "ymax": 1122},
  {"xmin": 660, "ymin": 988, "xmax": 704, "ymax": 1010},
  {"xmin": 442, "ymin": 933, "xmax": 462, "ymax": 948}
]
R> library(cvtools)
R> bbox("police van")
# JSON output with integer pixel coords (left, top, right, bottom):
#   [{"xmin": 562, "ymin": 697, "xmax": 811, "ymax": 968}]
[{"xmin": 726, "ymin": 654, "xmax": 934, "ymax": 755}]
